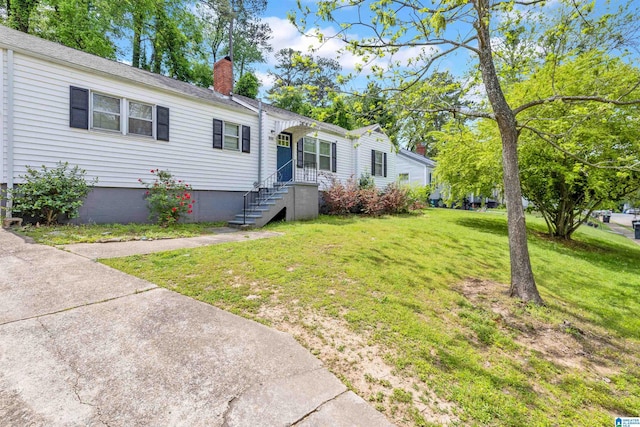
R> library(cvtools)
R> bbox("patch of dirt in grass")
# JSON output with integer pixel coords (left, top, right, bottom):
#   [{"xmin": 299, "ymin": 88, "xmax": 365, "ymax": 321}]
[
  {"xmin": 457, "ymin": 278, "xmax": 628, "ymax": 380},
  {"xmin": 256, "ymin": 301, "xmax": 460, "ymax": 427}
]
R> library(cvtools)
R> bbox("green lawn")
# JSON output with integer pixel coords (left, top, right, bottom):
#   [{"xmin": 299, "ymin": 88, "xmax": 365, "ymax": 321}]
[
  {"xmin": 15, "ymin": 222, "xmax": 225, "ymax": 245},
  {"xmin": 103, "ymin": 209, "xmax": 640, "ymax": 426}
]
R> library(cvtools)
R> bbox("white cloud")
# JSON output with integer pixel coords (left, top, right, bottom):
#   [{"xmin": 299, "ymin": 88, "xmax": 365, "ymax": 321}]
[
  {"xmin": 255, "ymin": 70, "xmax": 275, "ymax": 89},
  {"xmin": 263, "ymin": 17, "xmax": 358, "ymax": 68},
  {"xmin": 263, "ymin": 16, "xmax": 443, "ymax": 74}
]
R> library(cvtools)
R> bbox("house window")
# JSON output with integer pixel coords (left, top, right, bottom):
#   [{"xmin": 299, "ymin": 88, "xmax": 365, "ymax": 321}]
[
  {"xmin": 128, "ymin": 101, "xmax": 153, "ymax": 136},
  {"xmin": 277, "ymin": 133, "xmax": 291, "ymax": 148},
  {"xmin": 71, "ymin": 86, "xmax": 168, "ymax": 139},
  {"xmin": 399, "ymin": 173, "xmax": 409, "ymax": 182},
  {"xmin": 224, "ymin": 123, "xmax": 240, "ymax": 150},
  {"xmin": 319, "ymin": 141, "xmax": 331, "ymax": 171},
  {"xmin": 92, "ymin": 93, "xmax": 121, "ymax": 131},
  {"xmin": 374, "ymin": 151, "xmax": 384, "ymax": 176},
  {"xmin": 303, "ymin": 138, "xmax": 317, "ymax": 166},
  {"xmin": 213, "ymin": 119, "xmax": 250, "ymax": 152}
]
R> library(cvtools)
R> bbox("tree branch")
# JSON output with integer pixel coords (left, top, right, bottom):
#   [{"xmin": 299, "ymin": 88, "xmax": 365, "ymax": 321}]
[
  {"xmin": 520, "ymin": 124, "xmax": 640, "ymax": 171},
  {"xmin": 513, "ymin": 95, "xmax": 640, "ymax": 115},
  {"xmin": 407, "ymin": 106, "xmax": 494, "ymax": 120}
]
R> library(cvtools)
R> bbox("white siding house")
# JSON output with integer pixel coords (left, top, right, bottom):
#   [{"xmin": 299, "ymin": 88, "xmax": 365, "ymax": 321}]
[
  {"xmin": 0, "ymin": 25, "xmax": 395, "ymax": 225},
  {"xmin": 396, "ymin": 149, "xmax": 441, "ymax": 201},
  {"xmin": 349, "ymin": 125, "xmax": 396, "ymax": 188}
]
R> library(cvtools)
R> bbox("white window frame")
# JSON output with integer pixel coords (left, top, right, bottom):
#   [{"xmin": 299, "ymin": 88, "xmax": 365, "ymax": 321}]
[
  {"xmin": 90, "ymin": 91, "xmax": 163, "ymax": 140},
  {"xmin": 224, "ymin": 122, "xmax": 241, "ymax": 151},
  {"xmin": 277, "ymin": 133, "xmax": 291, "ymax": 148},
  {"xmin": 303, "ymin": 137, "xmax": 317, "ymax": 167},
  {"xmin": 302, "ymin": 137, "xmax": 334, "ymax": 171},
  {"xmin": 127, "ymin": 99, "xmax": 155, "ymax": 138},
  {"xmin": 319, "ymin": 140, "xmax": 332, "ymax": 171},
  {"xmin": 399, "ymin": 173, "xmax": 409, "ymax": 182},
  {"xmin": 91, "ymin": 92, "xmax": 121, "ymax": 133}
]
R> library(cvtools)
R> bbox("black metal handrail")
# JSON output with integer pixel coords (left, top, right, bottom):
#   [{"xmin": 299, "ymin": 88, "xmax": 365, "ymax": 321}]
[
  {"xmin": 295, "ymin": 162, "xmax": 318, "ymax": 183},
  {"xmin": 243, "ymin": 159, "xmax": 293, "ymax": 224},
  {"xmin": 241, "ymin": 160, "xmax": 319, "ymax": 225}
]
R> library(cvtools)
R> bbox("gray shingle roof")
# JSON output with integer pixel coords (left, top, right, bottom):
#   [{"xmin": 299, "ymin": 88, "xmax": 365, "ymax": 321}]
[
  {"xmin": 399, "ymin": 149, "xmax": 437, "ymax": 167},
  {"xmin": 0, "ymin": 25, "xmax": 247, "ymax": 111}
]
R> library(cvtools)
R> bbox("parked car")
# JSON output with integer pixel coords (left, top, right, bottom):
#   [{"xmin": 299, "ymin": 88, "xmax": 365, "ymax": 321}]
[{"xmin": 624, "ymin": 208, "xmax": 639, "ymax": 215}]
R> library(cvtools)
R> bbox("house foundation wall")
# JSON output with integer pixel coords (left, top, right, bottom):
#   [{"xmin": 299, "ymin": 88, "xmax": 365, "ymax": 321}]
[
  {"xmin": 74, "ymin": 187, "xmax": 244, "ymax": 224},
  {"xmin": 290, "ymin": 183, "xmax": 319, "ymax": 221}
]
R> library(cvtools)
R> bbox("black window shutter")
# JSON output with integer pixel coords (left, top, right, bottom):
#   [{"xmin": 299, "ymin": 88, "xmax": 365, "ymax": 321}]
[
  {"xmin": 156, "ymin": 106, "xmax": 170, "ymax": 141},
  {"xmin": 297, "ymin": 139, "xmax": 304, "ymax": 168},
  {"xmin": 69, "ymin": 86, "xmax": 89, "ymax": 129},
  {"xmin": 331, "ymin": 142, "xmax": 337, "ymax": 173},
  {"xmin": 213, "ymin": 119, "xmax": 223, "ymax": 149},
  {"xmin": 383, "ymin": 152, "xmax": 388, "ymax": 177},
  {"xmin": 371, "ymin": 150, "xmax": 376, "ymax": 175},
  {"xmin": 242, "ymin": 126, "xmax": 250, "ymax": 153}
]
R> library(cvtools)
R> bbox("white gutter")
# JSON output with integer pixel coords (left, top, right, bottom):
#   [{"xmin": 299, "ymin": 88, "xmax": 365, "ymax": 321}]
[
  {"xmin": 6, "ymin": 49, "xmax": 14, "ymax": 216},
  {"xmin": 258, "ymin": 99, "xmax": 263, "ymax": 183}
]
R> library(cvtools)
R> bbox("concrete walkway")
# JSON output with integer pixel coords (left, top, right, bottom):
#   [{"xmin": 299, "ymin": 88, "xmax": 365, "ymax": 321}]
[
  {"xmin": 0, "ymin": 229, "xmax": 392, "ymax": 426},
  {"xmin": 607, "ymin": 222, "xmax": 640, "ymax": 245},
  {"xmin": 62, "ymin": 228, "xmax": 283, "ymax": 259}
]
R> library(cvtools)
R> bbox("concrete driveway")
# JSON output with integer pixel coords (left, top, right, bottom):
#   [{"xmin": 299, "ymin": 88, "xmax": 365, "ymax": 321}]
[
  {"xmin": 0, "ymin": 229, "xmax": 392, "ymax": 426},
  {"xmin": 609, "ymin": 212, "xmax": 639, "ymax": 228}
]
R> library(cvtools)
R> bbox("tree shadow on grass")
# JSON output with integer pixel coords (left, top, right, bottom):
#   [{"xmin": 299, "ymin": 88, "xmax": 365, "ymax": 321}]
[
  {"xmin": 455, "ymin": 217, "xmax": 510, "ymax": 237},
  {"xmin": 455, "ymin": 217, "xmax": 640, "ymax": 273}
]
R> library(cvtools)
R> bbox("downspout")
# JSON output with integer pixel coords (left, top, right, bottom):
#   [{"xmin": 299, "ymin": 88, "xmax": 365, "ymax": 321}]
[
  {"xmin": 257, "ymin": 99, "xmax": 262, "ymax": 183},
  {"xmin": 6, "ymin": 50, "xmax": 14, "ymax": 216}
]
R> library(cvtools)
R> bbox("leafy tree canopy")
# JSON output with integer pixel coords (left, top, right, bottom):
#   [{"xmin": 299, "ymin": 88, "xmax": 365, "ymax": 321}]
[
  {"xmin": 435, "ymin": 52, "xmax": 640, "ymax": 239},
  {"xmin": 234, "ymin": 72, "xmax": 260, "ymax": 99}
]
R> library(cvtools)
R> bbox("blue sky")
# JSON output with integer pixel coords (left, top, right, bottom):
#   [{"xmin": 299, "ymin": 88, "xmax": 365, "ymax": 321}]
[{"xmin": 254, "ymin": 1, "xmax": 637, "ymax": 94}]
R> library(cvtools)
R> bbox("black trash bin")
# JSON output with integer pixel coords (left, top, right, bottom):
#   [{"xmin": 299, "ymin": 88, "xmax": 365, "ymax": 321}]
[
  {"xmin": 603, "ymin": 214, "xmax": 611, "ymax": 223},
  {"xmin": 633, "ymin": 220, "xmax": 640, "ymax": 240}
]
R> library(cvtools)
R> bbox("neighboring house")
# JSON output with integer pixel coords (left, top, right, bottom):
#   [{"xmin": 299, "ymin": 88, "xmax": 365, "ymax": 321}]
[
  {"xmin": 396, "ymin": 148, "xmax": 441, "ymax": 202},
  {"xmin": 0, "ymin": 25, "xmax": 395, "ymax": 226}
]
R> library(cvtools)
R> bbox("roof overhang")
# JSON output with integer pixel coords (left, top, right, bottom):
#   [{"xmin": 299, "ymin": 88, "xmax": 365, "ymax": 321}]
[{"xmin": 275, "ymin": 119, "xmax": 316, "ymax": 135}]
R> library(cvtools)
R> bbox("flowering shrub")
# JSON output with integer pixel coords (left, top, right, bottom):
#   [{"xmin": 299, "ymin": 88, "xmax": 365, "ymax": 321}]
[
  {"xmin": 359, "ymin": 186, "xmax": 384, "ymax": 215},
  {"xmin": 322, "ymin": 176, "xmax": 359, "ymax": 214},
  {"xmin": 381, "ymin": 183, "xmax": 411, "ymax": 214},
  {"xmin": 139, "ymin": 169, "xmax": 194, "ymax": 226},
  {"xmin": 323, "ymin": 175, "xmax": 414, "ymax": 216}
]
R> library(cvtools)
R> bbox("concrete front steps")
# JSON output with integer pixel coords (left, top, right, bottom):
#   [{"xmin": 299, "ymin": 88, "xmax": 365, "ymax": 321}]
[
  {"xmin": 227, "ymin": 182, "xmax": 320, "ymax": 229},
  {"xmin": 227, "ymin": 186, "xmax": 290, "ymax": 229}
]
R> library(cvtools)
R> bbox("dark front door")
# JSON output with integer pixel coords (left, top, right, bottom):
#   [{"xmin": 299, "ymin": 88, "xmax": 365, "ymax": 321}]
[{"xmin": 276, "ymin": 132, "xmax": 293, "ymax": 182}]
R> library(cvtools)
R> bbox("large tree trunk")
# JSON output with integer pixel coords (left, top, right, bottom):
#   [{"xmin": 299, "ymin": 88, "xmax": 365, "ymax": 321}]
[
  {"xmin": 9, "ymin": 0, "xmax": 39, "ymax": 32},
  {"xmin": 132, "ymin": 9, "xmax": 143, "ymax": 68},
  {"xmin": 473, "ymin": 0, "xmax": 543, "ymax": 304}
]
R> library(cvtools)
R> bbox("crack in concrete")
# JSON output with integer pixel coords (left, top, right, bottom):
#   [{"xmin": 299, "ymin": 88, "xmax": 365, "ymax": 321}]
[
  {"xmin": 291, "ymin": 389, "xmax": 349, "ymax": 426},
  {"xmin": 219, "ymin": 366, "xmax": 328, "ymax": 427},
  {"xmin": 220, "ymin": 387, "xmax": 248, "ymax": 427},
  {"xmin": 37, "ymin": 318, "xmax": 111, "ymax": 426},
  {"xmin": 0, "ymin": 287, "xmax": 159, "ymax": 327}
]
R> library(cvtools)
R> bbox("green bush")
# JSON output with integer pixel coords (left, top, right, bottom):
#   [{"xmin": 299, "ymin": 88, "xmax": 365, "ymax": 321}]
[
  {"xmin": 6, "ymin": 162, "xmax": 96, "ymax": 225},
  {"xmin": 406, "ymin": 185, "xmax": 431, "ymax": 210}
]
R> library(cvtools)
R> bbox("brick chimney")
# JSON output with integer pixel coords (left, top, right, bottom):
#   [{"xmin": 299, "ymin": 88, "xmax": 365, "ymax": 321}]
[
  {"xmin": 415, "ymin": 143, "xmax": 426, "ymax": 157},
  {"xmin": 213, "ymin": 56, "xmax": 233, "ymax": 96}
]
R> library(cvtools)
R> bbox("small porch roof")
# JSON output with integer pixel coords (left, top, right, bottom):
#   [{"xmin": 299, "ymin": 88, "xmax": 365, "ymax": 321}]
[{"xmin": 275, "ymin": 119, "xmax": 316, "ymax": 135}]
